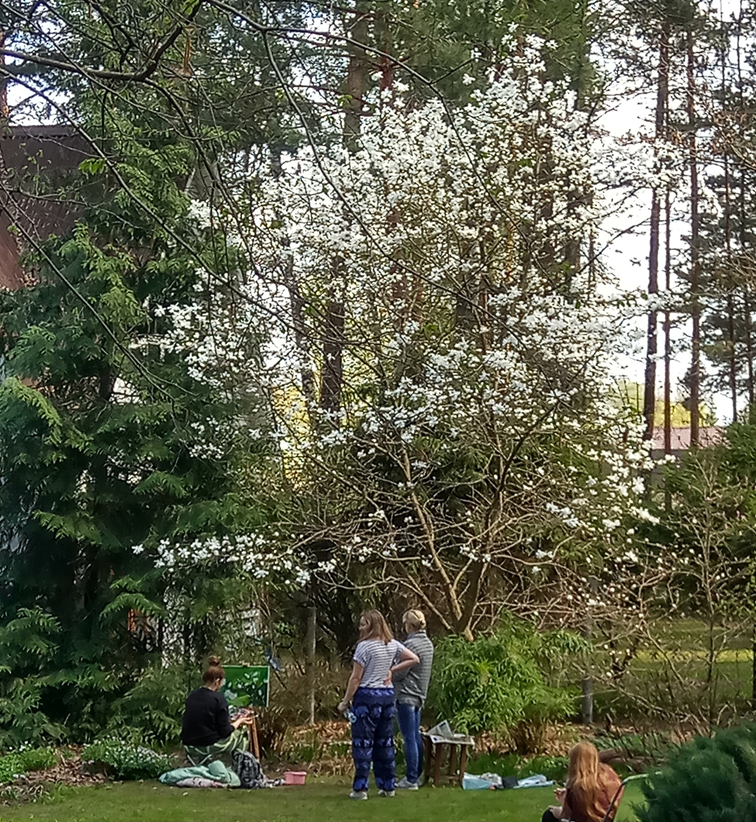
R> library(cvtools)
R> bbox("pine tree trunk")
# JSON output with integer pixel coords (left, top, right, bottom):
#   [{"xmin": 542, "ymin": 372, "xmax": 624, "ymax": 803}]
[
  {"xmin": 320, "ymin": 2, "xmax": 370, "ymax": 416},
  {"xmin": 723, "ymin": 156, "xmax": 738, "ymax": 420},
  {"xmin": 720, "ymin": 13, "xmax": 738, "ymax": 422},
  {"xmin": 320, "ymin": 293, "xmax": 345, "ymax": 415},
  {"xmin": 644, "ymin": 188, "xmax": 660, "ymax": 440},
  {"xmin": 664, "ymin": 190, "xmax": 672, "ymax": 459},
  {"xmin": 643, "ymin": 26, "xmax": 669, "ymax": 442},
  {"xmin": 0, "ymin": 30, "xmax": 8, "ymax": 120},
  {"xmin": 739, "ymin": 164, "xmax": 755, "ymax": 406},
  {"xmin": 270, "ymin": 148, "xmax": 317, "ymax": 416},
  {"xmin": 736, "ymin": 10, "xmax": 755, "ymax": 407},
  {"xmin": 664, "ymin": 190, "xmax": 672, "ymax": 513},
  {"xmin": 342, "ymin": 4, "xmax": 370, "ymax": 153},
  {"xmin": 286, "ymin": 265, "xmax": 317, "ymax": 414},
  {"xmin": 687, "ymin": 29, "xmax": 701, "ymax": 447},
  {"xmin": 743, "ymin": 288, "xmax": 755, "ymax": 407},
  {"xmin": 738, "ymin": 172, "xmax": 754, "ymax": 407},
  {"xmin": 751, "ymin": 622, "xmax": 756, "ymax": 710}
]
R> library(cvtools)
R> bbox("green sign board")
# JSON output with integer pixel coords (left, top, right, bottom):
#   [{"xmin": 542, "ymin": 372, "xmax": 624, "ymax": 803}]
[{"xmin": 222, "ymin": 665, "xmax": 270, "ymax": 708}]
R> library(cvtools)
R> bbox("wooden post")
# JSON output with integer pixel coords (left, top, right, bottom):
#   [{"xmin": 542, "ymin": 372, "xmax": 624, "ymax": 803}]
[
  {"xmin": 433, "ymin": 743, "xmax": 441, "ymax": 787},
  {"xmin": 459, "ymin": 745, "xmax": 468, "ymax": 786},
  {"xmin": 422, "ymin": 735, "xmax": 432, "ymax": 785},
  {"xmin": 449, "ymin": 745, "xmax": 457, "ymax": 780},
  {"xmin": 305, "ymin": 605, "xmax": 317, "ymax": 725},
  {"xmin": 248, "ymin": 713, "xmax": 260, "ymax": 759}
]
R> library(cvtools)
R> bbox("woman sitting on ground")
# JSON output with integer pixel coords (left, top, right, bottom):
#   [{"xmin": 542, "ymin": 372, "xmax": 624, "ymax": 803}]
[
  {"xmin": 542, "ymin": 741, "xmax": 623, "ymax": 822},
  {"xmin": 181, "ymin": 657, "xmax": 252, "ymax": 759}
]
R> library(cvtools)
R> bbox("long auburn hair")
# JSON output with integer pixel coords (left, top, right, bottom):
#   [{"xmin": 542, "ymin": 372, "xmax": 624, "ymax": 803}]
[
  {"xmin": 566, "ymin": 742, "xmax": 610, "ymax": 822},
  {"xmin": 359, "ymin": 610, "xmax": 393, "ymax": 644}
]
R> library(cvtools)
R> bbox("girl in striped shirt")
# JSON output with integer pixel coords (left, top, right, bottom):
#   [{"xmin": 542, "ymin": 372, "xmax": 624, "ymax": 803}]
[{"xmin": 338, "ymin": 610, "xmax": 419, "ymax": 799}]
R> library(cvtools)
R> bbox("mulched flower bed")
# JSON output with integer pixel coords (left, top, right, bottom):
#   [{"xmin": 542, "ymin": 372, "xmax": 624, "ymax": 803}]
[{"xmin": 1, "ymin": 751, "xmax": 107, "ymax": 806}]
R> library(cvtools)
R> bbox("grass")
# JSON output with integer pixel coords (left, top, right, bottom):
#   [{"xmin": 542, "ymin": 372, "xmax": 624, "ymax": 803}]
[
  {"xmin": 0, "ymin": 779, "xmax": 645, "ymax": 822},
  {"xmin": 590, "ymin": 618, "xmax": 756, "ymax": 719}
]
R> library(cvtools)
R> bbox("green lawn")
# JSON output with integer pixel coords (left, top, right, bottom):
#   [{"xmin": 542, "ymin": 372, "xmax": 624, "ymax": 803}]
[
  {"xmin": 0, "ymin": 780, "xmax": 644, "ymax": 822},
  {"xmin": 590, "ymin": 618, "xmax": 756, "ymax": 717}
]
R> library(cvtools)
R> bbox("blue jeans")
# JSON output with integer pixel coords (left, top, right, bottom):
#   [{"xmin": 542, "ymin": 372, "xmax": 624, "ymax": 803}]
[{"xmin": 396, "ymin": 701, "xmax": 423, "ymax": 783}]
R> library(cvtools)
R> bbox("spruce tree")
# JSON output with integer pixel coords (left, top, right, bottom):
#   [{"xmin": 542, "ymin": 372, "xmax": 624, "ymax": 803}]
[
  {"xmin": 0, "ymin": 116, "xmax": 272, "ymax": 732},
  {"xmin": 640, "ymin": 725, "xmax": 756, "ymax": 822}
]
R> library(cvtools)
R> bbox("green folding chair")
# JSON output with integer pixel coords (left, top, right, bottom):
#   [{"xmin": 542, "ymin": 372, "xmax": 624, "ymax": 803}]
[{"xmin": 601, "ymin": 773, "xmax": 653, "ymax": 822}]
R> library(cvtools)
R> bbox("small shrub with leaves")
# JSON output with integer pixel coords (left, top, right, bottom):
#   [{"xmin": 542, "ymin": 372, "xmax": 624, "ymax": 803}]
[
  {"xmin": 82, "ymin": 738, "xmax": 175, "ymax": 780},
  {"xmin": 428, "ymin": 619, "xmax": 587, "ymax": 752},
  {"xmin": 0, "ymin": 747, "xmax": 56, "ymax": 784}
]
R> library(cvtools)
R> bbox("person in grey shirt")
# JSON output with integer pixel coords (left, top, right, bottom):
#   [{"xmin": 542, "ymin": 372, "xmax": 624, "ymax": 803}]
[{"xmin": 393, "ymin": 609, "xmax": 434, "ymax": 789}]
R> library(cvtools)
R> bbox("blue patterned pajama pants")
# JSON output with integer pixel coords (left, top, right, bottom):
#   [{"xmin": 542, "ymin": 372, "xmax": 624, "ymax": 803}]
[{"xmin": 351, "ymin": 687, "xmax": 396, "ymax": 792}]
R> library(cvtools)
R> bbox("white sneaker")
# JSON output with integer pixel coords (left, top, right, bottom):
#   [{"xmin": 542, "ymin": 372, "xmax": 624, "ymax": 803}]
[
  {"xmin": 378, "ymin": 789, "xmax": 396, "ymax": 797},
  {"xmin": 349, "ymin": 790, "xmax": 368, "ymax": 800},
  {"xmin": 396, "ymin": 778, "xmax": 419, "ymax": 791}
]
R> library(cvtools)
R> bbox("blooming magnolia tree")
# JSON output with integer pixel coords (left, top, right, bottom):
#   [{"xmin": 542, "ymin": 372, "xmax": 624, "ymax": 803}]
[
  {"xmin": 140, "ymin": 39, "xmax": 658, "ymax": 640},
  {"xmin": 8, "ymin": 0, "xmax": 755, "ymax": 737}
]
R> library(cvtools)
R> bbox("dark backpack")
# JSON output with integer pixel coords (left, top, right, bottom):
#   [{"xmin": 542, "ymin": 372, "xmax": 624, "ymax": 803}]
[{"xmin": 232, "ymin": 750, "xmax": 265, "ymax": 789}]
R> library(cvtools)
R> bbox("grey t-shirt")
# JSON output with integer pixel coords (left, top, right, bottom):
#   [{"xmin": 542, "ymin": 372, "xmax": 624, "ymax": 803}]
[
  {"xmin": 354, "ymin": 639, "xmax": 405, "ymax": 689},
  {"xmin": 393, "ymin": 631, "xmax": 434, "ymax": 707}
]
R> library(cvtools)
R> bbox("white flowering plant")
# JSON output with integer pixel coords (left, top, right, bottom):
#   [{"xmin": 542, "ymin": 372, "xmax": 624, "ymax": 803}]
[
  {"xmin": 82, "ymin": 737, "xmax": 175, "ymax": 781},
  {"xmin": 143, "ymin": 35, "xmax": 657, "ymax": 639}
]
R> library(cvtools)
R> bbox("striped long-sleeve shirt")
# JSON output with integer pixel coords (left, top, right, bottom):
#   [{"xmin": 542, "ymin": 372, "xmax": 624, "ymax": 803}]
[{"xmin": 393, "ymin": 631, "xmax": 434, "ymax": 707}]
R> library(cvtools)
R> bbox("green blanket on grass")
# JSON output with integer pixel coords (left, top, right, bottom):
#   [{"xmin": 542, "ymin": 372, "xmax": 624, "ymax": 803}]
[{"xmin": 159, "ymin": 760, "xmax": 240, "ymax": 787}]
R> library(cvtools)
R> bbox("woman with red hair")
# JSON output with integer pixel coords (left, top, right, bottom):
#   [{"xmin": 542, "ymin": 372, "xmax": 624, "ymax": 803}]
[{"xmin": 543, "ymin": 741, "xmax": 623, "ymax": 822}]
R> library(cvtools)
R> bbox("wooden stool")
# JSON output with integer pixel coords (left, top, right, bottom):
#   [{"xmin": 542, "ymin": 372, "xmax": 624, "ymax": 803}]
[{"xmin": 421, "ymin": 732, "xmax": 474, "ymax": 787}]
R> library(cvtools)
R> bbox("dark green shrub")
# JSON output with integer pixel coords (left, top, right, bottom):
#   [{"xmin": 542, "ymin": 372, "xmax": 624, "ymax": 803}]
[
  {"xmin": 82, "ymin": 738, "xmax": 175, "ymax": 780},
  {"xmin": 0, "ymin": 608, "xmax": 67, "ymax": 750},
  {"xmin": 427, "ymin": 619, "xmax": 587, "ymax": 752},
  {"xmin": 103, "ymin": 662, "xmax": 196, "ymax": 747},
  {"xmin": 639, "ymin": 724, "xmax": 756, "ymax": 822}
]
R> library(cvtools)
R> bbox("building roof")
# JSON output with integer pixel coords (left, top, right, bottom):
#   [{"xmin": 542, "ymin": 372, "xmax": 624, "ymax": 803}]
[
  {"xmin": 0, "ymin": 124, "xmax": 90, "ymax": 290},
  {"xmin": 651, "ymin": 426, "xmax": 724, "ymax": 452}
]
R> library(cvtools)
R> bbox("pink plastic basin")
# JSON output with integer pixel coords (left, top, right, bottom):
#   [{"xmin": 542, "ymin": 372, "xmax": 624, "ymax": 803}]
[{"xmin": 284, "ymin": 771, "xmax": 307, "ymax": 785}]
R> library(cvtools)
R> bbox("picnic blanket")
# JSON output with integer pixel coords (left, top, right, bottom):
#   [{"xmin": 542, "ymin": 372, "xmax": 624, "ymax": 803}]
[{"xmin": 462, "ymin": 772, "xmax": 553, "ymax": 790}]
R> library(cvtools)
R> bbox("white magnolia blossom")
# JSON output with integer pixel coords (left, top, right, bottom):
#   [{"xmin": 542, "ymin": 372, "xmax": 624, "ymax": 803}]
[
  {"xmin": 135, "ymin": 535, "xmax": 313, "ymax": 588},
  {"xmin": 134, "ymin": 37, "xmax": 661, "ymax": 625}
]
